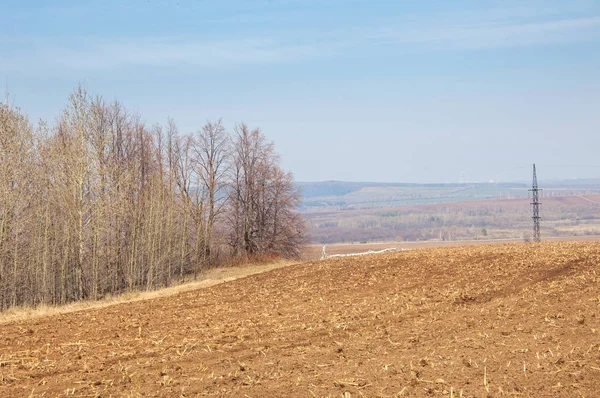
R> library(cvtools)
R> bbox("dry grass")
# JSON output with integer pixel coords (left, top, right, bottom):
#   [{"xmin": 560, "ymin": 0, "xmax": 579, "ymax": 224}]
[{"xmin": 0, "ymin": 259, "xmax": 296, "ymax": 325}]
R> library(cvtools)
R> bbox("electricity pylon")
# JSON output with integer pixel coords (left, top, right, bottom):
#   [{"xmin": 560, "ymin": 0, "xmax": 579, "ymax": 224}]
[{"xmin": 529, "ymin": 164, "xmax": 542, "ymax": 242}]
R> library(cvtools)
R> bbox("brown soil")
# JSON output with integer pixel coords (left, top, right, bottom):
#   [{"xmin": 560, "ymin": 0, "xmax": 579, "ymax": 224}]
[
  {"xmin": 2, "ymin": 242, "xmax": 600, "ymax": 397},
  {"xmin": 302, "ymin": 235, "xmax": 600, "ymax": 261}
]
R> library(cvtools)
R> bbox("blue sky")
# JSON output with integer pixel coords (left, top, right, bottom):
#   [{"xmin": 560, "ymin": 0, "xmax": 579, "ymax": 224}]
[{"xmin": 2, "ymin": 0, "xmax": 600, "ymax": 182}]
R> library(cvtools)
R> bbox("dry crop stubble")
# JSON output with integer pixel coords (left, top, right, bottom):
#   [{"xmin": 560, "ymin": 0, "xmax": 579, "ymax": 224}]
[{"xmin": 1, "ymin": 242, "xmax": 600, "ymax": 397}]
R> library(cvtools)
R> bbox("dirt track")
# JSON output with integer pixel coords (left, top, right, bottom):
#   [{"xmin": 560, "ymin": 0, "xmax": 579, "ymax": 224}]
[{"xmin": 2, "ymin": 242, "xmax": 600, "ymax": 397}]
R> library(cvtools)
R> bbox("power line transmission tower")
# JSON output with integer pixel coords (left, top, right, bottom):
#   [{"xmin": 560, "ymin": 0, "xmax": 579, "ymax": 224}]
[{"xmin": 529, "ymin": 164, "xmax": 542, "ymax": 242}]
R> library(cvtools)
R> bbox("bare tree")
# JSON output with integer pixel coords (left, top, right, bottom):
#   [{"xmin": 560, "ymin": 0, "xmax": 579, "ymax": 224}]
[
  {"xmin": 0, "ymin": 102, "xmax": 35, "ymax": 308},
  {"xmin": 228, "ymin": 124, "xmax": 305, "ymax": 258},
  {"xmin": 194, "ymin": 120, "xmax": 230, "ymax": 264},
  {"xmin": 172, "ymin": 131, "xmax": 204, "ymax": 278},
  {"xmin": 53, "ymin": 85, "xmax": 92, "ymax": 301}
]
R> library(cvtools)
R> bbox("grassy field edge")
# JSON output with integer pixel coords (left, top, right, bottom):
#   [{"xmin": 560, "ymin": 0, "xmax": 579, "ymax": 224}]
[{"xmin": 0, "ymin": 259, "xmax": 298, "ymax": 325}]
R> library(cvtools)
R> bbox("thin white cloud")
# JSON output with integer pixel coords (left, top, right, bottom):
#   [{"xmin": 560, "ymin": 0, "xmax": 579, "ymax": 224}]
[
  {"xmin": 2, "ymin": 37, "xmax": 340, "ymax": 73},
  {"xmin": 371, "ymin": 16, "xmax": 600, "ymax": 50},
  {"xmin": 1, "ymin": 11, "xmax": 600, "ymax": 75}
]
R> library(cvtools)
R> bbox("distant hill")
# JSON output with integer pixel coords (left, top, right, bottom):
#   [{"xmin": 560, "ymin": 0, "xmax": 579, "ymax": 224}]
[
  {"xmin": 296, "ymin": 181, "xmax": 424, "ymax": 199},
  {"xmin": 295, "ymin": 179, "xmax": 600, "ymax": 211},
  {"xmin": 540, "ymin": 178, "xmax": 600, "ymax": 187},
  {"xmin": 295, "ymin": 181, "xmax": 529, "ymax": 211}
]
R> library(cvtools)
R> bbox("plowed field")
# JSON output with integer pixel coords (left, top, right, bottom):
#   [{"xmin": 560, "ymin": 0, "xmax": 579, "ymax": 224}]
[{"xmin": 2, "ymin": 242, "xmax": 600, "ymax": 397}]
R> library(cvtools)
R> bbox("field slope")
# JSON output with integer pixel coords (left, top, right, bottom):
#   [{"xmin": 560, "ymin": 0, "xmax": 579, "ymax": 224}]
[{"xmin": 2, "ymin": 242, "xmax": 600, "ymax": 397}]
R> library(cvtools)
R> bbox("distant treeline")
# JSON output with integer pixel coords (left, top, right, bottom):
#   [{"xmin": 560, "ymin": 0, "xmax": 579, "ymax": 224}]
[
  {"xmin": 0, "ymin": 86, "xmax": 305, "ymax": 310},
  {"xmin": 306, "ymin": 199, "xmax": 600, "ymax": 244}
]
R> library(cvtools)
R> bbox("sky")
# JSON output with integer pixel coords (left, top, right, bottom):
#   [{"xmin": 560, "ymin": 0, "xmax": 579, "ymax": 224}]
[{"xmin": 2, "ymin": 0, "xmax": 600, "ymax": 183}]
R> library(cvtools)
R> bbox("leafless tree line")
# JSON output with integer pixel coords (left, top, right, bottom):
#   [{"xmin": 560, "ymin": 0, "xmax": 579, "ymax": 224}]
[{"xmin": 0, "ymin": 86, "xmax": 305, "ymax": 310}]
